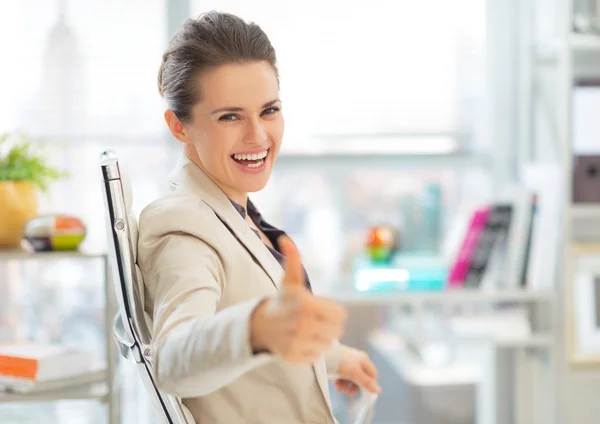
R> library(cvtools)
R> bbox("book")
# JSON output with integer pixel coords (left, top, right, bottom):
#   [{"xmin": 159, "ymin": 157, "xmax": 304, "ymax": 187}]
[
  {"xmin": 523, "ymin": 163, "xmax": 562, "ymax": 291},
  {"xmin": 463, "ymin": 204, "xmax": 513, "ymax": 288},
  {"xmin": 0, "ymin": 343, "xmax": 94, "ymax": 384},
  {"xmin": 447, "ymin": 206, "xmax": 490, "ymax": 288},
  {"xmin": 502, "ymin": 189, "xmax": 536, "ymax": 289},
  {"xmin": 518, "ymin": 194, "xmax": 537, "ymax": 287},
  {"xmin": 0, "ymin": 365, "xmax": 106, "ymax": 394}
]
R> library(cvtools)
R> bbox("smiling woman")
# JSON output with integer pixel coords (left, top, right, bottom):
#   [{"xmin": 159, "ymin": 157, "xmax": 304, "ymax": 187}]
[
  {"xmin": 162, "ymin": 59, "xmax": 284, "ymax": 204},
  {"xmin": 138, "ymin": 10, "xmax": 380, "ymax": 424}
]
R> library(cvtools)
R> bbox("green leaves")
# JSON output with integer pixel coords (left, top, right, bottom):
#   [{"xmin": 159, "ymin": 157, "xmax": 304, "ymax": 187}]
[{"xmin": 0, "ymin": 132, "xmax": 67, "ymax": 192}]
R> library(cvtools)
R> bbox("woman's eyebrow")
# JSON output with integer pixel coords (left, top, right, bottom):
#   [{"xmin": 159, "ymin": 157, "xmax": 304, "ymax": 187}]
[
  {"xmin": 210, "ymin": 98, "xmax": 281, "ymax": 115},
  {"xmin": 261, "ymin": 98, "xmax": 281, "ymax": 108}
]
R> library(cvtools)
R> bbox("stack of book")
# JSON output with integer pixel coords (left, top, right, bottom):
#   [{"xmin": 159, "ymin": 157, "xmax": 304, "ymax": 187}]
[{"xmin": 0, "ymin": 343, "xmax": 106, "ymax": 394}]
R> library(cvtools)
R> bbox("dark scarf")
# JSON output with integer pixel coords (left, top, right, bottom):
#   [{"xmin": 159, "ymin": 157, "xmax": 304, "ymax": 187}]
[{"xmin": 229, "ymin": 199, "xmax": 312, "ymax": 291}]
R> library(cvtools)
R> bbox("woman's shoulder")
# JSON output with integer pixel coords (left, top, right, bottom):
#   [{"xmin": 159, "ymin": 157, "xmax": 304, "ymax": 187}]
[{"xmin": 138, "ymin": 191, "xmax": 216, "ymax": 237}]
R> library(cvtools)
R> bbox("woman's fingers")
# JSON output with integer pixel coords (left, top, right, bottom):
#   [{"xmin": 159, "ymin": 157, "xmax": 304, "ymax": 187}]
[
  {"xmin": 341, "ymin": 354, "xmax": 382, "ymax": 394},
  {"xmin": 291, "ymin": 295, "xmax": 347, "ymax": 340},
  {"xmin": 308, "ymin": 297, "xmax": 347, "ymax": 323},
  {"xmin": 346, "ymin": 384, "xmax": 360, "ymax": 396},
  {"xmin": 361, "ymin": 356, "xmax": 378, "ymax": 379},
  {"xmin": 335, "ymin": 379, "xmax": 359, "ymax": 396},
  {"xmin": 295, "ymin": 316, "xmax": 344, "ymax": 341},
  {"xmin": 270, "ymin": 235, "xmax": 349, "ymax": 365}
]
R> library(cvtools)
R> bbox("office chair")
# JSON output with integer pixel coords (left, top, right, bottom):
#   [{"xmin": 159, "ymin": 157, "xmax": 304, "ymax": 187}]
[{"xmin": 100, "ymin": 151, "xmax": 195, "ymax": 424}]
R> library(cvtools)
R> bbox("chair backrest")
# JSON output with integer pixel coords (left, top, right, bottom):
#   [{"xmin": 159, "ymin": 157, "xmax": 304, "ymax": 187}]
[{"xmin": 100, "ymin": 151, "xmax": 194, "ymax": 424}]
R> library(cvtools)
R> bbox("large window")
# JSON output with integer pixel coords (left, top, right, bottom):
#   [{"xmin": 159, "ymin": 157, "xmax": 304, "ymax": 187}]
[
  {"xmin": 0, "ymin": 0, "xmax": 488, "ymax": 252},
  {"xmin": 0, "ymin": 0, "xmax": 167, "ymax": 139},
  {"xmin": 191, "ymin": 0, "xmax": 486, "ymax": 153},
  {"xmin": 0, "ymin": 0, "xmax": 489, "ymax": 259},
  {"xmin": 0, "ymin": 0, "xmax": 172, "ymax": 251},
  {"xmin": 0, "ymin": 0, "xmax": 487, "ymax": 145}
]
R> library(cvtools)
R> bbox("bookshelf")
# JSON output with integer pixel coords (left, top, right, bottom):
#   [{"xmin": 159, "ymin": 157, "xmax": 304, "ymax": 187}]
[
  {"xmin": 0, "ymin": 382, "xmax": 108, "ymax": 403},
  {"xmin": 320, "ymin": 285, "xmax": 555, "ymax": 306},
  {"xmin": 570, "ymin": 204, "xmax": 600, "ymax": 220},
  {"xmin": 321, "ymin": 274, "xmax": 556, "ymax": 424},
  {"xmin": 0, "ymin": 249, "xmax": 120, "ymax": 424},
  {"xmin": 528, "ymin": 0, "xmax": 600, "ymax": 423},
  {"xmin": 533, "ymin": 33, "xmax": 600, "ymax": 64},
  {"xmin": 568, "ymin": 32, "xmax": 600, "ymax": 50}
]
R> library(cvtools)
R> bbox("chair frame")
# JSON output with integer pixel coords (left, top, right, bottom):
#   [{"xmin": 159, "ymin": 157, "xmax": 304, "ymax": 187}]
[{"xmin": 101, "ymin": 151, "xmax": 192, "ymax": 424}]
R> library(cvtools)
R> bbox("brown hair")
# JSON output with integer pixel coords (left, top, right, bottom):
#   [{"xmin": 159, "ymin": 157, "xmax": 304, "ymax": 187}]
[{"xmin": 158, "ymin": 11, "xmax": 278, "ymax": 123}]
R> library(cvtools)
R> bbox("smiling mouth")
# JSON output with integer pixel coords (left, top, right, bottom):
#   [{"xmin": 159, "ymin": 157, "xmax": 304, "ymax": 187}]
[{"xmin": 231, "ymin": 148, "xmax": 269, "ymax": 169}]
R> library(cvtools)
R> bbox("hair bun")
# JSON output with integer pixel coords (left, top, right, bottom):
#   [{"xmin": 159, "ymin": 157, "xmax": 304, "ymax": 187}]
[
  {"xmin": 157, "ymin": 54, "xmax": 167, "ymax": 97},
  {"xmin": 157, "ymin": 11, "xmax": 277, "ymax": 122}
]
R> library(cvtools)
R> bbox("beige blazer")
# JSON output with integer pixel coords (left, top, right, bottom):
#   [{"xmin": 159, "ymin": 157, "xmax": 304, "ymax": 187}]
[{"xmin": 137, "ymin": 154, "xmax": 342, "ymax": 424}]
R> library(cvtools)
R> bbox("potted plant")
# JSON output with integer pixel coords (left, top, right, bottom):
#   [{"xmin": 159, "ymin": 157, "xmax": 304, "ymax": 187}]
[{"xmin": 0, "ymin": 133, "xmax": 65, "ymax": 248}]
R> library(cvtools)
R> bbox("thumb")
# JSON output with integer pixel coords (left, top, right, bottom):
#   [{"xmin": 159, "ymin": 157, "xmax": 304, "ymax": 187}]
[{"xmin": 278, "ymin": 235, "xmax": 304, "ymax": 286}]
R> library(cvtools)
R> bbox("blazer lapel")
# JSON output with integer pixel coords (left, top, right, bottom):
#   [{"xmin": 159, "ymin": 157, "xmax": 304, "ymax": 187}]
[{"xmin": 168, "ymin": 154, "xmax": 283, "ymax": 289}]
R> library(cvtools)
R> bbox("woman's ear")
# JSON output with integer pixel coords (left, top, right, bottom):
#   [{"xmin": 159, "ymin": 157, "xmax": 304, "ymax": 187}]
[{"xmin": 164, "ymin": 109, "xmax": 192, "ymax": 144}]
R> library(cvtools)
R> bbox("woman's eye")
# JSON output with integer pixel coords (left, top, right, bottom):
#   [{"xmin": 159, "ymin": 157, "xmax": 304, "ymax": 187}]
[
  {"xmin": 219, "ymin": 113, "xmax": 239, "ymax": 122},
  {"xmin": 261, "ymin": 107, "xmax": 280, "ymax": 116}
]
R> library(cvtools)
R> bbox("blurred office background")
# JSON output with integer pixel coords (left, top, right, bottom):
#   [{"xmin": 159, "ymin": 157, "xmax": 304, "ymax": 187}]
[{"xmin": 1, "ymin": 0, "xmax": 600, "ymax": 423}]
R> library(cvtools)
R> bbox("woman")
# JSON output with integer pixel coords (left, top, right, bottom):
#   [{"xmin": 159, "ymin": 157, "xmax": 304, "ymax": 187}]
[{"xmin": 137, "ymin": 11, "xmax": 381, "ymax": 424}]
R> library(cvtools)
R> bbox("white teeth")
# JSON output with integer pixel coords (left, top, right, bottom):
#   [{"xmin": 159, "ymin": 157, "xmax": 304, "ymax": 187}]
[
  {"xmin": 246, "ymin": 159, "xmax": 264, "ymax": 168},
  {"xmin": 233, "ymin": 150, "xmax": 268, "ymax": 161}
]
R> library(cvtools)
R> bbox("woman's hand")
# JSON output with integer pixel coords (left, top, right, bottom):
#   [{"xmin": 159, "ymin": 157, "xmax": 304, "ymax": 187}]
[
  {"xmin": 250, "ymin": 236, "xmax": 347, "ymax": 364},
  {"xmin": 334, "ymin": 347, "xmax": 381, "ymax": 396}
]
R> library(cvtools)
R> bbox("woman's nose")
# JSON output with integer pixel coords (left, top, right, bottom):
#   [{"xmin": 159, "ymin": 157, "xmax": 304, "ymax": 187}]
[{"xmin": 244, "ymin": 119, "xmax": 267, "ymax": 144}]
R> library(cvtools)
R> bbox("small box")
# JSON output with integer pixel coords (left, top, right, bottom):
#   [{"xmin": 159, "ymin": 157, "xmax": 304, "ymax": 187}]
[{"xmin": 573, "ymin": 155, "xmax": 600, "ymax": 203}]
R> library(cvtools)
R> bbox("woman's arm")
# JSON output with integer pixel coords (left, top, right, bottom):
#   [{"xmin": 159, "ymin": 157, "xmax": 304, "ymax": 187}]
[{"xmin": 138, "ymin": 204, "xmax": 272, "ymax": 398}]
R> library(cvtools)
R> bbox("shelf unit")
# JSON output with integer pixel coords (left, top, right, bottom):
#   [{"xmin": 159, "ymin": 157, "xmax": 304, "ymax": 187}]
[
  {"xmin": 527, "ymin": 0, "xmax": 600, "ymax": 423},
  {"xmin": 0, "ymin": 249, "xmax": 120, "ymax": 424},
  {"xmin": 321, "ymin": 285, "xmax": 555, "ymax": 306},
  {"xmin": 534, "ymin": 32, "xmax": 600, "ymax": 62},
  {"xmin": 568, "ymin": 32, "xmax": 600, "ymax": 50},
  {"xmin": 381, "ymin": 333, "xmax": 554, "ymax": 349},
  {"xmin": 368, "ymin": 330, "xmax": 482, "ymax": 386},
  {"xmin": 322, "ymin": 280, "xmax": 556, "ymax": 424},
  {"xmin": 570, "ymin": 204, "xmax": 600, "ymax": 219},
  {"xmin": 0, "ymin": 382, "xmax": 108, "ymax": 403}
]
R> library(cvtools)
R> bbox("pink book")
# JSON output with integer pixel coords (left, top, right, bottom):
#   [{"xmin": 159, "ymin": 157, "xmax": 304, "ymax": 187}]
[{"xmin": 447, "ymin": 207, "xmax": 490, "ymax": 288}]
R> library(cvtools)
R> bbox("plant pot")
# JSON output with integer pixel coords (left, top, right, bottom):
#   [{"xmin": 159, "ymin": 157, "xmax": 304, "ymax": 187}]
[{"xmin": 0, "ymin": 181, "xmax": 38, "ymax": 248}]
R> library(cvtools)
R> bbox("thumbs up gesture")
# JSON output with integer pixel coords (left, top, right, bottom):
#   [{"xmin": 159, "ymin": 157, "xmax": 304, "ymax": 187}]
[{"xmin": 249, "ymin": 236, "xmax": 348, "ymax": 364}]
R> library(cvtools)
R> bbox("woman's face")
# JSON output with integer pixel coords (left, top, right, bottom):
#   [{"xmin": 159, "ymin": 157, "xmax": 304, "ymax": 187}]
[{"xmin": 180, "ymin": 61, "xmax": 283, "ymax": 203}]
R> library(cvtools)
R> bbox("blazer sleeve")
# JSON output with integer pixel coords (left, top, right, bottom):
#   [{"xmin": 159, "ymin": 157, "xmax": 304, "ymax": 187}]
[
  {"xmin": 138, "ymin": 200, "xmax": 273, "ymax": 398},
  {"xmin": 324, "ymin": 340, "xmax": 343, "ymax": 379}
]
